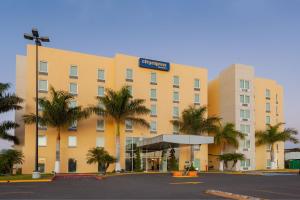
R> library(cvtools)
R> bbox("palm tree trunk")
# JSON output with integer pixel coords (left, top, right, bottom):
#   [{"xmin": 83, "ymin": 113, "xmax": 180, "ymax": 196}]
[
  {"xmin": 270, "ymin": 143, "xmax": 276, "ymax": 169},
  {"xmin": 115, "ymin": 122, "xmax": 121, "ymax": 172},
  {"xmin": 219, "ymin": 144, "xmax": 224, "ymax": 171},
  {"xmin": 54, "ymin": 127, "xmax": 61, "ymax": 173}
]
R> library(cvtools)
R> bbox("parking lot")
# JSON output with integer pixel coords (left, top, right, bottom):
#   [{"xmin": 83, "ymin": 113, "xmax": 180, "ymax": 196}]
[{"xmin": 0, "ymin": 173, "xmax": 300, "ymax": 199}]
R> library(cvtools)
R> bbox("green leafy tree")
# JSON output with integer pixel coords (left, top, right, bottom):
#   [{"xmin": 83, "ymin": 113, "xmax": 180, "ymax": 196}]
[
  {"xmin": 86, "ymin": 147, "xmax": 116, "ymax": 174},
  {"xmin": 171, "ymin": 105, "xmax": 220, "ymax": 163},
  {"xmin": 0, "ymin": 149, "xmax": 24, "ymax": 175},
  {"xmin": 168, "ymin": 148, "xmax": 178, "ymax": 171},
  {"xmin": 219, "ymin": 153, "xmax": 245, "ymax": 170},
  {"xmin": 0, "ymin": 83, "xmax": 23, "ymax": 144},
  {"xmin": 91, "ymin": 86, "xmax": 150, "ymax": 171},
  {"xmin": 134, "ymin": 147, "xmax": 142, "ymax": 172},
  {"xmin": 256, "ymin": 123, "xmax": 298, "ymax": 169},
  {"xmin": 214, "ymin": 123, "xmax": 245, "ymax": 171},
  {"xmin": 23, "ymin": 87, "xmax": 91, "ymax": 173}
]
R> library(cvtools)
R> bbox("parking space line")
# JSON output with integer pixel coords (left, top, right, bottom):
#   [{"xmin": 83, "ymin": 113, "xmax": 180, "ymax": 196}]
[{"xmin": 170, "ymin": 181, "xmax": 203, "ymax": 185}]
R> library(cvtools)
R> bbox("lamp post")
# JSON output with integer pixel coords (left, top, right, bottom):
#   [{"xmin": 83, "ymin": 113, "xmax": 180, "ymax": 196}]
[{"xmin": 24, "ymin": 28, "xmax": 50, "ymax": 179}]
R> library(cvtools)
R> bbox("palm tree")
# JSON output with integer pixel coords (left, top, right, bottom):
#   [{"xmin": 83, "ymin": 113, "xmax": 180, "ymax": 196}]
[
  {"xmin": 91, "ymin": 86, "xmax": 150, "ymax": 171},
  {"xmin": 171, "ymin": 105, "xmax": 220, "ymax": 165},
  {"xmin": 219, "ymin": 153, "xmax": 245, "ymax": 170},
  {"xmin": 86, "ymin": 147, "xmax": 116, "ymax": 174},
  {"xmin": 214, "ymin": 123, "xmax": 245, "ymax": 171},
  {"xmin": 23, "ymin": 86, "xmax": 91, "ymax": 173},
  {"xmin": 256, "ymin": 123, "xmax": 298, "ymax": 169},
  {"xmin": 0, "ymin": 83, "xmax": 23, "ymax": 144},
  {"xmin": 0, "ymin": 149, "xmax": 24, "ymax": 175}
]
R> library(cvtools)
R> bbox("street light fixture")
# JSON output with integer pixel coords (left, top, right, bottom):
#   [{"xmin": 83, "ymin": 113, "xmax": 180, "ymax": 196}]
[{"xmin": 23, "ymin": 28, "xmax": 50, "ymax": 179}]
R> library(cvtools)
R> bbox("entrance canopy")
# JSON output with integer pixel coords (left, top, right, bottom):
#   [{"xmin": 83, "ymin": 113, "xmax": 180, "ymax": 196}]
[{"xmin": 137, "ymin": 134, "xmax": 214, "ymax": 152}]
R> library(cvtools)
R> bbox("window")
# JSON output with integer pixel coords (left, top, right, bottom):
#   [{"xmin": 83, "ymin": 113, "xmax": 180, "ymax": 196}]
[
  {"xmin": 173, "ymin": 124, "xmax": 179, "ymax": 134},
  {"xmin": 69, "ymin": 121, "xmax": 77, "ymax": 130},
  {"xmin": 266, "ymin": 144, "xmax": 272, "ymax": 151},
  {"xmin": 150, "ymin": 104, "xmax": 157, "ymax": 116},
  {"xmin": 150, "ymin": 121, "xmax": 157, "ymax": 133},
  {"xmin": 173, "ymin": 76, "xmax": 179, "ymax": 87},
  {"xmin": 240, "ymin": 109, "xmax": 250, "ymax": 120},
  {"xmin": 127, "ymin": 86, "xmax": 133, "ymax": 96},
  {"xmin": 69, "ymin": 83, "xmax": 78, "ymax": 95},
  {"xmin": 38, "ymin": 163, "xmax": 45, "ymax": 173},
  {"xmin": 240, "ymin": 95, "xmax": 250, "ymax": 104},
  {"xmin": 240, "ymin": 124, "xmax": 250, "ymax": 135},
  {"xmin": 38, "ymin": 122, "xmax": 47, "ymax": 130},
  {"xmin": 276, "ymin": 94, "xmax": 278, "ymax": 103},
  {"xmin": 39, "ymin": 61, "xmax": 48, "ymax": 73},
  {"xmin": 150, "ymin": 89, "xmax": 157, "ymax": 100},
  {"xmin": 173, "ymin": 106, "xmax": 179, "ymax": 118},
  {"xmin": 266, "ymin": 116, "xmax": 271, "ymax": 125},
  {"xmin": 38, "ymin": 100, "xmax": 43, "ymax": 111},
  {"xmin": 69, "ymin": 65, "xmax": 78, "ymax": 78},
  {"xmin": 240, "ymin": 80, "xmax": 250, "ymax": 90},
  {"xmin": 68, "ymin": 136, "xmax": 77, "ymax": 147},
  {"xmin": 266, "ymin": 102, "xmax": 271, "ymax": 112},
  {"xmin": 265, "ymin": 89, "xmax": 271, "ymax": 99},
  {"xmin": 194, "ymin": 94, "xmax": 200, "ymax": 104},
  {"xmin": 98, "ymin": 86, "xmax": 105, "ymax": 97},
  {"xmin": 150, "ymin": 72, "xmax": 157, "ymax": 84},
  {"xmin": 125, "ymin": 120, "xmax": 133, "ymax": 131},
  {"xmin": 69, "ymin": 100, "xmax": 77, "ymax": 108},
  {"xmin": 98, "ymin": 69, "xmax": 105, "ymax": 81},
  {"xmin": 96, "ymin": 136, "xmax": 105, "ymax": 147},
  {"xmin": 173, "ymin": 91, "xmax": 179, "ymax": 102},
  {"xmin": 38, "ymin": 80, "xmax": 48, "ymax": 92},
  {"xmin": 96, "ymin": 119, "xmax": 105, "ymax": 131},
  {"xmin": 243, "ymin": 140, "xmax": 250, "ymax": 149},
  {"xmin": 267, "ymin": 159, "xmax": 271, "ymax": 168},
  {"xmin": 38, "ymin": 135, "xmax": 47, "ymax": 146},
  {"xmin": 126, "ymin": 68, "xmax": 133, "ymax": 80},
  {"xmin": 241, "ymin": 159, "xmax": 250, "ymax": 168},
  {"xmin": 194, "ymin": 79, "xmax": 200, "ymax": 89}
]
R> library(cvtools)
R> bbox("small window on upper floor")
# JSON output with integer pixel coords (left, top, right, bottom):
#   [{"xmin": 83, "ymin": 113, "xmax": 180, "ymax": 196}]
[
  {"xmin": 194, "ymin": 93, "xmax": 200, "ymax": 104},
  {"xmin": 68, "ymin": 100, "xmax": 77, "ymax": 109},
  {"xmin": 240, "ymin": 80, "xmax": 250, "ymax": 90},
  {"xmin": 150, "ymin": 88, "xmax": 157, "ymax": 100},
  {"xmin": 173, "ymin": 106, "xmax": 179, "ymax": 118},
  {"xmin": 127, "ymin": 85, "xmax": 133, "ymax": 96},
  {"xmin": 96, "ymin": 136, "xmax": 105, "ymax": 148},
  {"xmin": 240, "ymin": 124, "xmax": 250, "ymax": 135},
  {"xmin": 243, "ymin": 139, "xmax": 251, "ymax": 149},
  {"xmin": 266, "ymin": 102, "xmax": 271, "ymax": 112},
  {"xmin": 97, "ymin": 119, "xmax": 105, "ymax": 131},
  {"xmin": 125, "ymin": 120, "xmax": 133, "ymax": 131},
  {"xmin": 69, "ymin": 120, "xmax": 77, "ymax": 130},
  {"xmin": 240, "ymin": 109, "xmax": 250, "ymax": 120},
  {"xmin": 240, "ymin": 95, "xmax": 250, "ymax": 104},
  {"xmin": 98, "ymin": 69, "xmax": 105, "ymax": 82},
  {"xmin": 173, "ymin": 76, "xmax": 179, "ymax": 87},
  {"xmin": 194, "ymin": 79, "xmax": 200, "ymax": 90},
  {"xmin": 126, "ymin": 68, "xmax": 133, "ymax": 81},
  {"xmin": 150, "ymin": 72, "xmax": 157, "ymax": 84},
  {"xmin": 266, "ymin": 89, "xmax": 271, "ymax": 99},
  {"xmin": 150, "ymin": 104, "xmax": 157, "ymax": 116},
  {"xmin": 150, "ymin": 121, "xmax": 157, "ymax": 133},
  {"xmin": 266, "ymin": 116, "xmax": 271, "ymax": 125},
  {"xmin": 69, "ymin": 83, "xmax": 78, "ymax": 95},
  {"xmin": 173, "ymin": 124, "xmax": 179, "ymax": 134},
  {"xmin": 38, "ymin": 80, "xmax": 48, "ymax": 92},
  {"xmin": 98, "ymin": 86, "xmax": 105, "ymax": 97},
  {"xmin": 38, "ymin": 135, "xmax": 47, "ymax": 147},
  {"xmin": 39, "ymin": 61, "xmax": 48, "ymax": 74},
  {"xmin": 69, "ymin": 65, "xmax": 78, "ymax": 78},
  {"xmin": 173, "ymin": 91, "xmax": 179, "ymax": 102},
  {"xmin": 68, "ymin": 136, "xmax": 77, "ymax": 147}
]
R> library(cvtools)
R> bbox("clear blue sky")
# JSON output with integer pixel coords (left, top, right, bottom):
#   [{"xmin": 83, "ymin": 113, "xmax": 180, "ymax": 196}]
[{"xmin": 0, "ymin": 0, "xmax": 299, "ymax": 149}]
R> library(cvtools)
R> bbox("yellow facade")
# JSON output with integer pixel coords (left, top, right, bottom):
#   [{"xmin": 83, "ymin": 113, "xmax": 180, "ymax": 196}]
[{"xmin": 16, "ymin": 45, "xmax": 208, "ymax": 174}]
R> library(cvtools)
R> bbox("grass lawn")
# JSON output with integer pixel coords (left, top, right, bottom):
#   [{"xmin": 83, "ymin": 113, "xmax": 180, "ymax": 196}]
[{"xmin": 0, "ymin": 173, "xmax": 54, "ymax": 180}]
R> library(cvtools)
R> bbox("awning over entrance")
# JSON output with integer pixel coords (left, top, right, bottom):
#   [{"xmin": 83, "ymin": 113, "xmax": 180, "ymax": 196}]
[{"xmin": 137, "ymin": 134, "xmax": 214, "ymax": 152}]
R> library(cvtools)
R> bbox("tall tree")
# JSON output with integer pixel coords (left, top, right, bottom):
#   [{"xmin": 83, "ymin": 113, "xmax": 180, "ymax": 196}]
[
  {"xmin": 256, "ymin": 123, "xmax": 298, "ymax": 169},
  {"xmin": 91, "ymin": 86, "xmax": 150, "ymax": 171},
  {"xmin": 214, "ymin": 123, "xmax": 245, "ymax": 171},
  {"xmin": 23, "ymin": 87, "xmax": 91, "ymax": 173},
  {"xmin": 0, "ymin": 83, "xmax": 23, "ymax": 144},
  {"xmin": 171, "ymin": 106, "xmax": 220, "ymax": 165}
]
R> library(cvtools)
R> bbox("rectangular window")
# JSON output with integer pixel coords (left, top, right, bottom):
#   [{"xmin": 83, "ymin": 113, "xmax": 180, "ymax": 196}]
[
  {"xmin": 38, "ymin": 122, "xmax": 47, "ymax": 130},
  {"xmin": 243, "ymin": 140, "xmax": 250, "ymax": 149},
  {"xmin": 266, "ymin": 116, "xmax": 271, "ymax": 125},
  {"xmin": 126, "ymin": 68, "xmax": 133, "ymax": 80},
  {"xmin": 150, "ymin": 121, "xmax": 157, "ymax": 133},
  {"xmin": 240, "ymin": 124, "xmax": 250, "ymax": 135},
  {"xmin": 98, "ymin": 69, "xmax": 105, "ymax": 81},
  {"xmin": 69, "ymin": 83, "xmax": 78, "ymax": 95},
  {"xmin": 38, "ymin": 80, "xmax": 48, "ymax": 92},
  {"xmin": 150, "ymin": 89, "xmax": 157, "ymax": 100},
  {"xmin": 125, "ymin": 120, "xmax": 133, "ymax": 131},
  {"xmin": 245, "ymin": 80, "xmax": 250, "ymax": 89},
  {"xmin": 173, "ymin": 91, "xmax": 179, "ymax": 102},
  {"xmin": 240, "ymin": 109, "xmax": 250, "ymax": 120},
  {"xmin": 194, "ymin": 79, "xmax": 200, "ymax": 89},
  {"xmin": 240, "ymin": 80, "xmax": 250, "ymax": 89},
  {"xmin": 98, "ymin": 86, "xmax": 105, "ymax": 97},
  {"xmin": 150, "ymin": 72, "xmax": 157, "ymax": 84},
  {"xmin": 266, "ymin": 102, "xmax": 271, "ymax": 112},
  {"xmin": 38, "ymin": 135, "xmax": 47, "ymax": 146},
  {"xmin": 194, "ymin": 94, "xmax": 200, "ymax": 104},
  {"xmin": 240, "ymin": 95, "xmax": 250, "ymax": 104},
  {"xmin": 266, "ymin": 89, "xmax": 271, "ymax": 98},
  {"xmin": 68, "ymin": 136, "xmax": 77, "ymax": 147},
  {"xmin": 241, "ymin": 159, "xmax": 250, "ymax": 167},
  {"xmin": 96, "ymin": 119, "xmax": 105, "ymax": 131},
  {"xmin": 128, "ymin": 86, "xmax": 133, "ymax": 96},
  {"xmin": 266, "ymin": 144, "xmax": 272, "ymax": 151},
  {"xmin": 173, "ymin": 76, "xmax": 179, "ymax": 87},
  {"xmin": 96, "ymin": 136, "xmax": 105, "ymax": 147},
  {"xmin": 69, "ymin": 65, "xmax": 78, "ymax": 78},
  {"xmin": 69, "ymin": 100, "xmax": 77, "ymax": 108},
  {"xmin": 173, "ymin": 124, "xmax": 179, "ymax": 134},
  {"xmin": 39, "ymin": 61, "xmax": 48, "ymax": 73},
  {"xmin": 150, "ymin": 104, "xmax": 157, "ymax": 116},
  {"xmin": 69, "ymin": 120, "xmax": 77, "ymax": 130},
  {"xmin": 173, "ymin": 106, "xmax": 179, "ymax": 118}
]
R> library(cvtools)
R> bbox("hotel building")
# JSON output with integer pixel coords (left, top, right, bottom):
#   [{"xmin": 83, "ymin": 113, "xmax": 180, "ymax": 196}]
[
  {"xmin": 208, "ymin": 64, "xmax": 284, "ymax": 170},
  {"xmin": 15, "ymin": 45, "xmax": 210, "ymax": 174}
]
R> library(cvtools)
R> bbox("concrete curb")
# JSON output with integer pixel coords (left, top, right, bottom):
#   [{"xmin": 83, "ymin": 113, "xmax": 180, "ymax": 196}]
[{"xmin": 205, "ymin": 189, "xmax": 267, "ymax": 200}]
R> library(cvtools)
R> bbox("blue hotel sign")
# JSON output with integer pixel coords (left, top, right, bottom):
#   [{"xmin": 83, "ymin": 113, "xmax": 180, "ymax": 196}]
[{"xmin": 139, "ymin": 58, "xmax": 170, "ymax": 71}]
